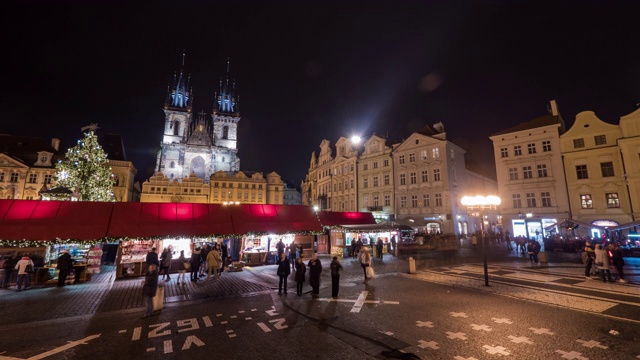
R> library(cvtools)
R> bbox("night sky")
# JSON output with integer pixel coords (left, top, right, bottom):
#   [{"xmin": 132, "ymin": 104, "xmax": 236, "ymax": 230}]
[{"xmin": 3, "ymin": 1, "xmax": 639, "ymax": 186}]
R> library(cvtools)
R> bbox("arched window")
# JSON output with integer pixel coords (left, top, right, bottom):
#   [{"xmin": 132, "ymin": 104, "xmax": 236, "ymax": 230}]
[
  {"xmin": 173, "ymin": 121, "xmax": 180, "ymax": 136},
  {"xmin": 222, "ymin": 126, "xmax": 229, "ymax": 140},
  {"xmin": 170, "ymin": 161, "xmax": 175, "ymax": 169}
]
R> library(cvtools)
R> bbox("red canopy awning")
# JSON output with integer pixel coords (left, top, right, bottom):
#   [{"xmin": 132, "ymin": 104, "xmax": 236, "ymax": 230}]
[
  {"xmin": 0, "ymin": 199, "xmax": 113, "ymax": 241},
  {"xmin": 229, "ymin": 204, "xmax": 323, "ymax": 234},
  {"xmin": 107, "ymin": 202, "xmax": 235, "ymax": 238},
  {"xmin": 317, "ymin": 211, "xmax": 376, "ymax": 227}
]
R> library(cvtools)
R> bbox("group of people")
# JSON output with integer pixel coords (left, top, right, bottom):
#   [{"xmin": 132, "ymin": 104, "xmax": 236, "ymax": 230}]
[
  {"xmin": 3, "ymin": 251, "xmax": 75, "ymax": 292},
  {"xmin": 348, "ymin": 235, "xmax": 396, "ymax": 260},
  {"xmin": 583, "ymin": 241, "xmax": 626, "ymax": 283}
]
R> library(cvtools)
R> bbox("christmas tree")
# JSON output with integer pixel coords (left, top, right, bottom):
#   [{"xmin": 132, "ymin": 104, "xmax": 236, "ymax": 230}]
[{"xmin": 53, "ymin": 127, "xmax": 116, "ymax": 201}]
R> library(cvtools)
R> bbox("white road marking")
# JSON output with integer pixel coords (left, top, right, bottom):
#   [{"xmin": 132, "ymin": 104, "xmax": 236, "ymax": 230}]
[
  {"xmin": 118, "ymin": 329, "xmax": 126, "ymax": 333},
  {"xmin": 229, "ymin": 334, "xmax": 237, "ymax": 338},
  {"xmin": 417, "ymin": 340, "xmax": 439, "ymax": 349},
  {"xmin": 450, "ymin": 312, "xmax": 468, "ymax": 318},
  {"xmin": 181, "ymin": 335, "xmax": 205, "ymax": 350},
  {"xmin": 492, "ymin": 317, "xmax": 513, "ymax": 324},
  {"xmin": 555, "ymin": 350, "xmax": 588, "ymax": 360},
  {"xmin": 508, "ymin": 335, "xmax": 533, "ymax": 344},
  {"xmin": 483, "ymin": 345, "xmax": 510, "ymax": 355},
  {"xmin": 238, "ymin": 310, "xmax": 245, "ymax": 313},
  {"xmin": 257, "ymin": 322, "xmax": 271, "ymax": 332},
  {"xmin": 220, "ymin": 321, "xmax": 228, "ymax": 325},
  {"xmin": 10, "ymin": 334, "xmax": 101, "ymax": 360},
  {"xmin": 245, "ymin": 317, "xmax": 252, "ymax": 320},
  {"xmin": 470, "ymin": 324, "xmax": 492, "ymax": 332},
  {"xmin": 251, "ymin": 309, "xmax": 257, "ymax": 311},
  {"xmin": 446, "ymin": 332, "xmax": 468, "ymax": 340},
  {"xmin": 416, "ymin": 320, "xmax": 434, "ymax": 328},
  {"xmin": 216, "ymin": 313, "xmax": 223, "ymax": 317},
  {"xmin": 230, "ymin": 315, "xmax": 237, "ymax": 319},
  {"xmin": 266, "ymin": 306, "xmax": 278, "ymax": 316},
  {"xmin": 529, "ymin": 327, "xmax": 555, "ymax": 335},
  {"xmin": 146, "ymin": 348, "xmax": 155, "ymax": 352},
  {"xmin": 177, "ymin": 318, "xmax": 199, "ymax": 333},
  {"xmin": 132, "ymin": 327, "xmax": 141, "ymax": 341},
  {"xmin": 454, "ymin": 357, "xmax": 478, "ymax": 360},
  {"xmin": 576, "ymin": 339, "xmax": 608, "ymax": 349},
  {"xmin": 202, "ymin": 316, "xmax": 213, "ymax": 327},
  {"xmin": 350, "ymin": 291, "xmax": 368, "ymax": 313},
  {"xmin": 163, "ymin": 340, "xmax": 172, "ymax": 354}
]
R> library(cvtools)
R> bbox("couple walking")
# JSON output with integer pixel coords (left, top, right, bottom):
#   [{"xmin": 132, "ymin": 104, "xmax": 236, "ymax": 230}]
[{"xmin": 358, "ymin": 247, "xmax": 375, "ymax": 283}]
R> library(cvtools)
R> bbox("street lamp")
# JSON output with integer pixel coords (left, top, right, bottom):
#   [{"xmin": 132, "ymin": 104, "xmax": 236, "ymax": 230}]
[{"xmin": 461, "ymin": 195, "xmax": 501, "ymax": 287}]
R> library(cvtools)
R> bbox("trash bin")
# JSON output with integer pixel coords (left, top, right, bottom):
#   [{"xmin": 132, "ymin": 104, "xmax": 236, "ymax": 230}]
[
  {"xmin": 153, "ymin": 285, "xmax": 165, "ymax": 311},
  {"xmin": 538, "ymin": 252, "xmax": 548, "ymax": 263},
  {"xmin": 408, "ymin": 257, "xmax": 416, "ymax": 274}
]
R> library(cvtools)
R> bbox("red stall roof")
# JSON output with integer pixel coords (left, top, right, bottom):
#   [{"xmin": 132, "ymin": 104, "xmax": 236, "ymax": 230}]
[
  {"xmin": 317, "ymin": 211, "xmax": 376, "ymax": 227},
  {"xmin": 107, "ymin": 202, "xmax": 235, "ymax": 238},
  {"xmin": 229, "ymin": 204, "xmax": 323, "ymax": 234},
  {"xmin": 0, "ymin": 199, "xmax": 113, "ymax": 241}
]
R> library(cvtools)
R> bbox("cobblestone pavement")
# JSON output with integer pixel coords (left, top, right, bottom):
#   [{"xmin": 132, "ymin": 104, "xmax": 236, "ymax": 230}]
[{"xmin": 0, "ymin": 246, "xmax": 637, "ymax": 328}]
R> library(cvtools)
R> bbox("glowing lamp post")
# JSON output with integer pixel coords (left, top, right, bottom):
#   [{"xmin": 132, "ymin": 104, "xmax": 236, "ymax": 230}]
[{"xmin": 461, "ymin": 195, "xmax": 501, "ymax": 287}]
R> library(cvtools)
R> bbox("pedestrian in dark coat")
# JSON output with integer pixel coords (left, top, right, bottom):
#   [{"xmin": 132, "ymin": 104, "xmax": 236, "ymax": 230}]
[
  {"xmin": 307, "ymin": 253, "xmax": 322, "ymax": 297},
  {"xmin": 276, "ymin": 253, "xmax": 291, "ymax": 294},
  {"xmin": 295, "ymin": 256, "xmax": 306, "ymax": 295},
  {"xmin": 330, "ymin": 256, "xmax": 343, "ymax": 298},
  {"xmin": 376, "ymin": 238, "xmax": 384, "ymax": 260},
  {"xmin": 2, "ymin": 255, "xmax": 17, "ymax": 289},
  {"xmin": 146, "ymin": 247, "xmax": 159, "ymax": 267},
  {"xmin": 390, "ymin": 235, "xmax": 397, "ymax": 256},
  {"xmin": 610, "ymin": 243, "xmax": 626, "ymax": 283},
  {"xmin": 289, "ymin": 242, "xmax": 297, "ymax": 271},
  {"xmin": 56, "ymin": 250, "xmax": 75, "ymax": 287},
  {"xmin": 350, "ymin": 239, "xmax": 357, "ymax": 258},
  {"xmin": 190, "ymin": 248, "xmax": 202, "ymax": 282},
  {"xmin": 142, "ymin": 264, "xmax": 159, "ymax": 318},
  {"xmin": 220, "ymin": 242, "xmax": 228, "ymax": 274}
]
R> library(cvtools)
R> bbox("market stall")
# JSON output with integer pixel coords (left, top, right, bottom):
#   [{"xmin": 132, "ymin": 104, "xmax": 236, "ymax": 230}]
[{"xmin": 317, "ymin": 211, "xmax": 378, "ymax": 256}]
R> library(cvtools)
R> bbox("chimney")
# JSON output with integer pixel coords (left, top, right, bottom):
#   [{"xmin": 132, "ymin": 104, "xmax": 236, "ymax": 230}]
[
  {"xmin": 549, "ymin": 100, "xmax": 559, "ymax": 116},
  {"xmin": 51, "ymin": 138, "xmax": 60, "ymax": 151}
]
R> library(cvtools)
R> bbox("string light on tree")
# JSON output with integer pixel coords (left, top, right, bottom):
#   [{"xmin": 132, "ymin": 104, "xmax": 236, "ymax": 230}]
[{"xmin": 53, "ymin": 125, "xmax": 116, "ymax": 202}]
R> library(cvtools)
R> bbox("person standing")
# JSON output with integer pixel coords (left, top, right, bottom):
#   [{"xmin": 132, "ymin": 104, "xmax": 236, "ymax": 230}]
[
  {"xmin": 350, "ymin": 239, "xmax": 357, "ymax": 259},
  {"xmin": 276, "ymin": 239, "xmax": 286, "ymax": 259},
  {"xmin": 14, "ymin": 253, "xmax": 34, "ymax": 292},
  {"xmin": 141, "ymin": 264, "xmax": 159, "ymax": 318},
  {"xmin": 146, "ymin": 247, "xmax": 159, "ymax": 268},
  {"xmin": 376, "ymin": 238, "xmax": 383, "ymax": 260},
  {"xmin": 355, "ymin": 238, "xmax": 363, "ymax": 258},
  {"xmin": 295, "ymin": 256, "xmax": 306, "ymax": 296},
  {"xmin": 289, "ymin": 241, "xmax": 297, "ymax": 271},
  {"xmin": 190, "ymin": 247, "xmax": 202, "ymax": 282},
  {"xmin": 308, "ymin": 253, "xmax": 322, "ymax": 297},
  {"xmin": 56, "ymin": 250, "xmax": 75, "ymax": 287},
  {"xmin": 505, "ymin": 230, "xmax": 513, "ymax": 250},
  {"xmin": 2, "ymin": 255, "xmax": 17, "ymax": 289},
  {"xmin": 220, "ymin": 242, "xmax": 228, "ymax": 275},
  {"xmin": 206, "ymin": 245, "xmax": 221, "ymax": 281},
  {"xmin": 330, "ymin": 256, "xmax": 343, "ymax": 298},
  {"xmin": 390, "ymin": 235, "xmax": 397, "ymax": 257},
  {"xmin": 276, "ymin": 253, "xmax": 291, "ymax": 294},
  {"xmin": 471, "ymin": 234, "xmax": 478, "ymax": 251},
  {"xmin": 160, "ymin": 247, "xmax": 173, "ymax": 281},
  {"xmin": 610, "ymin": 243, "xmax": 626, "ymax": 283},
  {"xmin": 199, "ymin": 245, "xmax": 210, "ymax": 278},
  {"xmin": 594, "ymin": 244, "xmax": 613, "ymax": 282},
  {"xmin": 177, "ymin": 250, "xmax": 188, "ymax": 285},
  {"xmin": 359, "ymin": 247, "xmax": 371, "ymax": 283},
  {"xmin": 583, "ymin": 241, "xmax": 595, "ymax": 279}
]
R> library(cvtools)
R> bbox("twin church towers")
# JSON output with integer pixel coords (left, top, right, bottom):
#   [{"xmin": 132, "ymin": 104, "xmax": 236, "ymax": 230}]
[{"xmin": 156, "ymin": 54, "xmax": 240, "ymax": 182}]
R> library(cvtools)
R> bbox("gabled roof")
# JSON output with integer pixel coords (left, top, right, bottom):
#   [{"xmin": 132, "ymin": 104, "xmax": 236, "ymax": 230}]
[
  {"xmin": 0, "ymin": 134, "xmax": 61, "ymax": 167},
  {"xmin": 490, "ymin": 114, "xmax": 561, "ymax": 136}
]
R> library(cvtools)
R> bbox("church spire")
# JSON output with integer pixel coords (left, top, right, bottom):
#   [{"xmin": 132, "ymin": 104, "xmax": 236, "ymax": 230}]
[
  {"xmin": 165, "ymin": 51, "xmax": 192, "ymax": 111},
  {"xmin": 213, "ymin": 57, "xmax": 238, "ymax": 115}
]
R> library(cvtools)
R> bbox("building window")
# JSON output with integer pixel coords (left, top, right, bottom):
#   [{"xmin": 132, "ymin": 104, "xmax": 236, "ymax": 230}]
[
  {"xmin": 600, "ymin": 162, "xmax": 614, "ymax": 177},
  {"xmin": 526, "ymin": 193, "xmax": 537, "ymax": 207},
  {"xmin": 363, "ymin": 178, "xmax": 368, "ymax": 188},
  {"xmin": 383, "ymin": 159, "xmax": 389, "ymax": 167},
  {"xmin": 399, "ymin": 155, "xmax": 405, "ymax": 164},
  {"xmin": 594, "ymin": 135, "xmax": 606, "ymax": 145},
  {"xmin": 400, "ymin": 196, "xmax": 407, "ymax": 208},
  {"xmin": 410, "ymin": 172, "xmax": 417, "ymax": 184},
  {"xmin": 580, "ymin": 194, "xmax": 593, "ymax": 209},
  {"xmin": 26, "ymin": 196, "xmax": 34, "ymax": 200},
  {"xmin": 373, "ymin": 176, "xmax": 378, "ymax": 187},
  {"xmin": 409, "ymin": 153, "xmax": 416, "ymax": 162},
  {"xmin": 508, "ymin": 168, "xmax": 518, "ymax": 181},
  {"xmin": 363, "ymin": 163, "xmax": 368, "ymax": 171},
  {"xmin": 500, "ymin": 148, "xmax": 508, "ymax": 158},
  {"xmin": 350, "ymin": 164, "xmax": 354, "ymax": 172},
  {"xmin": 433, "ymin": 169, "xmax": 441, "ymax": 181},
  {"xmin": 44, "ymin": 174, "xmax": 52, "ymax": 184},
  {"xmin": 541, "ymin": 192, "xmax": 552, "ymax": 207},
  {"xmin": 435, "ymin": 193, "xmax": 442, "ymax": 207},
  {"xmin": 606, "ymin": 193, "xmax": 619, "ymax": 208},
  {"xmin": 537, "ymin": 164, "xmax": 548, "ymax": 178},
  {"xmin": 423, "ymin": 194, "xmax": 430, "ymax": 207},
  {"xmin": 0, "ymin": 173, "xmax": 4, "ymax": 182},
  {"xmin": 576, "ymin": 165, "xmax": 588, "ymax": 179},
  {"xmin": 363, "ymin": 196, "xmax": 369, "ymax": 207},
  {"xmin": 350, "ymin": 179, "xmax": 354, "ymax": 188},
  {"xmin": 432, "ymin": 148, "xmax": 439, "ymax": 158},
  {"xmin": 523, "ymin": 166, "xmax": 533, "ymax": 179},
  {"xmin": 421, "ymin": 170, "xmax": 428, "ymax": 182},
  {"xmin": 512, "ymin": 194, "xmax": 522, "ymax": 208},
  {"xmin": 373, "ymin": 196, "xmax": 379, "ymax": 207},
  {"xmin": 542, "ymin": 140, "xmax": 551, "ymax": 152},
  {"xmin": 10, "ymin": 173, "xmax": 18, "ymax": 182},
  {"xmin": 384, "ymin": 175, "xmax": 389, "ymax": 186},
  {"xmin": 399, "ymin": 174, "xmax": 406, "ymax": 185},
  {"xmin": 527, "ymin": 143, "xmax": 536, "ymax": 154},
  {"xmin": 514, "ymin": 146, "xmax": 522, "ymax": 156},
  {"xmin": 420, "ymin": 150, "xmax": 428, "ymax": 160},
  {"xmin": 384, "ymin": 195, "xmax": 391, "ymax": 207},
  {"xmin": 373, "ymin": 161, "xmax": 378, "ymax": 169},
  {"xmin": 411, "ymin": 195, "xmax": 418, "ymax": 208},
  {"xmin": 28, "ymin": 174, "xmax": 37, "ymax": 183},
  {"xmin": 573, "ymin": 138, "xmax": 585, "ymax": 148},
  {"xmin": 339, "ymin": 182, "xmax": 343, "ymax": 191}
]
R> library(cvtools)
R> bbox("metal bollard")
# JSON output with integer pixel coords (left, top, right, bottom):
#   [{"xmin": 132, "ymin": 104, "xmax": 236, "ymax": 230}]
[{"xmin": 408, "ymin": 257, "xmax": 416, "ymax": 274}]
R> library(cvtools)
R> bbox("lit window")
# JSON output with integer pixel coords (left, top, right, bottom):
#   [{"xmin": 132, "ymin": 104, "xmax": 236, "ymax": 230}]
[
  {"xmin": 432, "ymin": 148, "xmax": 439, "ymax": 158},
  {"xmin": 420, "ymin": 150, "xmax": 427, "ymax": 160},
  {"xmin": 580, "ymin": 194, "xmax": 593, "ymax": 209},
  {"xmin": 606, "ymin": 193, "xmax": 619, "ymax": 208}
]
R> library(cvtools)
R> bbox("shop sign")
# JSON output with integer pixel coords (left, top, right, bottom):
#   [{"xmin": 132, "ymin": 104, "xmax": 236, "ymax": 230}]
[{"xmin": 591, "ymin": 220, "xmax": 619, "ymax": 227}]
